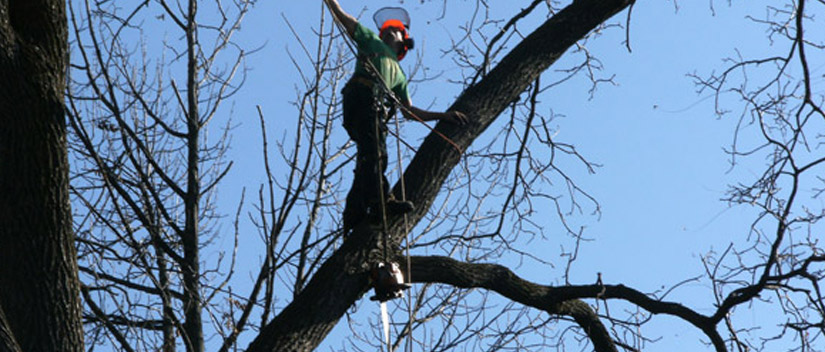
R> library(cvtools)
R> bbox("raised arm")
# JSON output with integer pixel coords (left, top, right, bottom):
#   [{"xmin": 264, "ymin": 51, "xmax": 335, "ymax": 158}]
[{"xmin": 323, "ymin": 0, "xmax": 358, "ymax": 37}]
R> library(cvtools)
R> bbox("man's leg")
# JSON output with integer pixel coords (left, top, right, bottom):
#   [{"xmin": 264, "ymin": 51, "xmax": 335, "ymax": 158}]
[
  {"xmin": 365, "ymin": 105, "xmax": 414, "ymax": 218},
  {"xmin": 342, "ymin": 161, "xmax": 366, "ymax": 235},
  {"xmin": 341, "ymin": 85, "xmax": 413, "ymax": 235},
  {"xmin": 342, "ymin": 84, "xmax": 373, "ymax": 235}
]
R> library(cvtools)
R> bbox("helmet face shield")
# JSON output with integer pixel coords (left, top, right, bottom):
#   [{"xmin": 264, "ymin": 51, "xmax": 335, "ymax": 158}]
[
  {"xmin": 373, "ymin": 7, "xmax": 411, "ymax": 31},
  {"xmin": 374, "ymin": 7, "xmax": 413, "ymax": 60}
]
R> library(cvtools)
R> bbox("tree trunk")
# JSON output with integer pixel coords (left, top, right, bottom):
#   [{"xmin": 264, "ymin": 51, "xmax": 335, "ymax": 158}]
[
  {"xmin": 246, "ymin": 0, "xmax": 633, "ymax": 350},
  {"xmin": 0, "ymin": 306, "xmax": 21, "ymax": 352},
  {"xmin": 0, "ymin": 1, "xmax": 84, "ymax": 351},
  {"xmin": 182, "ymin": 0, "xmax": 204, "ymax": 350}
]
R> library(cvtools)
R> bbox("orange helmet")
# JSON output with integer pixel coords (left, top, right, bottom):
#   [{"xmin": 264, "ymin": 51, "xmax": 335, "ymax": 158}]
[{"xmin": 374, "ymin": 7, "xmax": 415, "ymax": 60}]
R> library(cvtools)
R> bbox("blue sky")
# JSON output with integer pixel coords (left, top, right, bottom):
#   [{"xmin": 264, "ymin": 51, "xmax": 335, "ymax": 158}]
[{"xmin": 191, "ymin": 0, "xmax": 803, "ymax": 350}]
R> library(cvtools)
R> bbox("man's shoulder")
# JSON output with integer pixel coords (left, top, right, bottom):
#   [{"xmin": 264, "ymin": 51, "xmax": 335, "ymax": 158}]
[{"xmin": 353, "ymin": 22, "xmax": 379, "ymax": 44}]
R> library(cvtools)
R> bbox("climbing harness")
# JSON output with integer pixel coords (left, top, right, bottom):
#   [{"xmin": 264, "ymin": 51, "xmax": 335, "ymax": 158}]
[
  {"xmin": 322, "ymin": 1, "xmax": 455, "ymax": 351},
  {"xmin": 324, "ymin": 2, "xmax": 462, "ymax": 154},
  {"xmin": 368, "ymin": 85, "xmax": 411, "ymax": 307},
  {"xmin": 363, "ymin": 56, "xmax": 410, "ymax": 352}
]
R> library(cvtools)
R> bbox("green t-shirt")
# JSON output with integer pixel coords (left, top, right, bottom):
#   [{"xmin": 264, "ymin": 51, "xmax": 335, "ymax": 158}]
[{"xmin": 352, "ymin": 22, "xmax": 411, "ymax": 104}]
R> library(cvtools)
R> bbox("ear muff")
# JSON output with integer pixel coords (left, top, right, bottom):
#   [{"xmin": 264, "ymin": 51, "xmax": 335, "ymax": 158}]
[
  {"xmin": 394, "ymin": 37, "xmax": 413, "ymax": 61},
  {"xmin": 380, "ymin": 20, "xmax": 414, "ymax": 60}
]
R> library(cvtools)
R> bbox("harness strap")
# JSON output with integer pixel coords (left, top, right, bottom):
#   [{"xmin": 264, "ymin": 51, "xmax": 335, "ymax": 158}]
[{"xmin": 349, "ymin": 75, "xmax": 376, "ymax": 89}]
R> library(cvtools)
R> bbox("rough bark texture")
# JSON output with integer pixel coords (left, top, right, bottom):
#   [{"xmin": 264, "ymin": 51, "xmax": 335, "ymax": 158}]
[
  {"xmin": 0, "ymin": 1, "xmax": 84, "ymax": 351},
  {"xmin": 246, "ymin": 222, "xmax": 384, "ymax": 351},
  {"xmin": 246, "ymin": 0, "xmax": 633, "ymax": 351},
  {"xmin": 0, "ymin": 306, "xmax": 21, "ymax": 352}
]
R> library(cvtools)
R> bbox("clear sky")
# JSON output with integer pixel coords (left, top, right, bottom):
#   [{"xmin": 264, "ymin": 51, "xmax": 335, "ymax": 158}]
[{"xmin": 184, "ymin": 0, "xmax": 806, "ymax": 350}]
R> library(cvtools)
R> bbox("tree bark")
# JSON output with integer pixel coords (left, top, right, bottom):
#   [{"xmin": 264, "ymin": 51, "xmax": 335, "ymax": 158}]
[
  {"xmin": 0, "ymin": 1, "xmax": 84, "ymax": 351},
  {"xmin": 408, "ymin": 256, "xmax": 618, "ymax": 352},
  {"xmin": 398, "ymin": 0, "xmax": 633, "ymax": 216},
  {"xmin": 0, "ymin": 306, "xmax": 21, "ymax": 352},
  {"xmin": 182, "ymin": 0, "xmax": 204, "ymax": 351},
  {"xmin": 410, "ymin": 255, "xmax": 732, "ymax": 352},
  {"xmin": 246, "ymin": 0, "xmax": 633, "ymax": 351}
]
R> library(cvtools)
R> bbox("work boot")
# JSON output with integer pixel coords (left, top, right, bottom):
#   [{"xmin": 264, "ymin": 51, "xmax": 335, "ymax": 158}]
[{"xmin": 386, "ymin": 199, "xmax": 414, "ymax": 215}]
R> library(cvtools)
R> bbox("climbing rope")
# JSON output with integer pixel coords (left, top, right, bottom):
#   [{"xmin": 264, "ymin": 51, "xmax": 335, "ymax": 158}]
[
  {"xmin": 322, "ymin": 3, "xmax": 462, "ymax": 154},
  {"xmin": 321, "ymin": 2, "xmax": 423, "ymax": 352},
  {"xmin": 392, "ymin": 108, "xmax": 415, "ymax": 352}
]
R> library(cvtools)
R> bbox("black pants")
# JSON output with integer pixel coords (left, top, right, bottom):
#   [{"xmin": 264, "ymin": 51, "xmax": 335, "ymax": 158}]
[{"xmin": 342, "ymin": 80, "xmax": 390, "ymax": 234}]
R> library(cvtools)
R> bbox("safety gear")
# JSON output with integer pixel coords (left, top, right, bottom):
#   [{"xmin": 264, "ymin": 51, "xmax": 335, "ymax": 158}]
[
  {"xmin": 374, "ymin": 7, "xmax": 414, "ymax": 60},
  {"xmin": 373, "ymin": 7, "xmax": 410, "ymax": 31}
]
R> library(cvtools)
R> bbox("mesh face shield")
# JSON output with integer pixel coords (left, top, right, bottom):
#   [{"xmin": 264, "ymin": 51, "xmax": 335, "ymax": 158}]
[{"xmin": 373, "ymin": 7, "xmax": 411, "ymax": 31}]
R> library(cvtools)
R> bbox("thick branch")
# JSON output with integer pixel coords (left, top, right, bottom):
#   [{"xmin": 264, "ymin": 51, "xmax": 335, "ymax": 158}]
[
  {"xmin": 410, "ymin": 255, "xmax": 727, "ymax": 352},
  {"xmin": 246, "ymin": 0, "xmax": 633, "ymax": 350},
  {"xmin": 409, "ymin": 255, "xmax": 617, "ymax": 352},
  {"xmin": 245, "ymin": 222, "xmax": 381, "ymax": 352},
  {"xmin": 394, "ymin": 0, "xmax": 634, "ymax": 225}
]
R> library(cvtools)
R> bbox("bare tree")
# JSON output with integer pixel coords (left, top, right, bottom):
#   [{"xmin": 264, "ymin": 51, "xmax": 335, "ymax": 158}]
[
  {"xmin": 66, "ymin": 1, "xmax": 251, "ymax": 351},
  {"xmin": 246, "ymin": 0, "xmax": 825, "ymax": 351},
  {"xmin": 690, "ymin": 0, "xmax": 825, "ymax": 350},
  {"xmin": 246, "ymin": 0, "xmax": 635, "ymax": 351},
  {"xmin": 5, "ymin": 0, "xmax": 823, "ymax": 351}
]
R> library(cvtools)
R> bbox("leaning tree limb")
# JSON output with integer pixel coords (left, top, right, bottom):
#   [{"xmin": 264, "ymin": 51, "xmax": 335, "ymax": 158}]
[
  {"xmin": 245, "ymin": 0, "xmax": 634, "ymax": 351},
  {"xmin": 409, "ymin": 255, "xmax": 728, "ymax": 352}
]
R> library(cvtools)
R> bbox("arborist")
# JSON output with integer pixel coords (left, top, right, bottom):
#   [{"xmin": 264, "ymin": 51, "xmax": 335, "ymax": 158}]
[{"xmin": 324, "ymin": 0, "xmax": 468, "ymax": 236}]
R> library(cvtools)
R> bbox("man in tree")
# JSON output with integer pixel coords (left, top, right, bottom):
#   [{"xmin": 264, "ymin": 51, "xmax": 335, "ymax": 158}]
[{"xmin": 324, "ymin": 0, "xmax": 468, "ymax": 235}]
